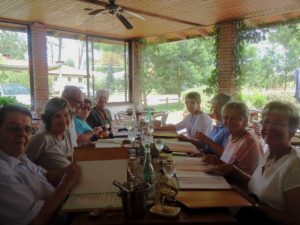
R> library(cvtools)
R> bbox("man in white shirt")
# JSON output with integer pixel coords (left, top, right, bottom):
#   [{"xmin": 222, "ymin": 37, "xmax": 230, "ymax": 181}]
[
  {"xmin": 61, "ymin": 85, "xmax": 84, "ymax": 147},
  {"xmin": 0, "ymin": 105, "xmax": 81, "ymax": 225}
]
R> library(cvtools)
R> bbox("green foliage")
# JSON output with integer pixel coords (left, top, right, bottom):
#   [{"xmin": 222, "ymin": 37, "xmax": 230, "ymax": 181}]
[
  {"xmin": 148, "ymin": 102, "xmax": 184, "ymax": 112},
  {"xmin": 142, "ymin": 37, "xmax": 216, "ymax": 100},
  {"xmin": 238, "ymin": 21, "xmax": 300, "ymax": 92},
  {"xmin": 0, "ymin": 30, "xmax": 27, "ymax": 59},
  {"xmin": 240, "ymin": 90, "xmax": 268, "ymax": 109},
  {"xmin": 0, "ymin": 71, "xmax": 30, "ymax": 87},
  {"xmin": 0, "ymin": 96, "xmax": 18, "ymax": 106},
  {"xmin": 65, "ymin": 58, "xmax": 75, "ymax": 67}
]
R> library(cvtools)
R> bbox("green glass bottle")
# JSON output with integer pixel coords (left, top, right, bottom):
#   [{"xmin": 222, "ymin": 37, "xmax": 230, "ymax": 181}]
[{"xmin": 143, "ymin": 150, "xmax": 155, "ymax": 202}]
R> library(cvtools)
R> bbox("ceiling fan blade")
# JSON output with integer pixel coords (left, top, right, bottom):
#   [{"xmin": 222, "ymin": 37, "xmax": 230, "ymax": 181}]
[
  {"xmin": 88, "ymin": 8, "xmax": 106, "ymax": 15},
  {"xmin": 116, "ymin": 13, "xmax": 133, "ymax": 29},
  {"xmin": 78, "ymin": 0, "xmax": 107, "ymax": 8},
  {"xmin": 123, "ymin": 9, "xmax": 145, "ymax": 21}
]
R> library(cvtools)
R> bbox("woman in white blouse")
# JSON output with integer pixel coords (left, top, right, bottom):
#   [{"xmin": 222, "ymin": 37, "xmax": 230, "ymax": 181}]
[
  {"xmin": 205, "ymin": 101, "xmax": 300, "ymax": 225},
  {"xmin": 155, "ymin": 91, "xmax": 212, "ymax": 139}
]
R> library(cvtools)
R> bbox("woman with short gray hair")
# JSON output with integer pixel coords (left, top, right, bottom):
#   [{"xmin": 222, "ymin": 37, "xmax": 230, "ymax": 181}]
[
  {"xmin": 26, "ymin": 97, "xmax": 73, "ymax": 170},
  {"xmin": 203, "ymin": 100, "xmax": 263, "ymax": 175},
  {"xmin": 86, "ymin": 89, "xmax": 112, "ymax": 130}
]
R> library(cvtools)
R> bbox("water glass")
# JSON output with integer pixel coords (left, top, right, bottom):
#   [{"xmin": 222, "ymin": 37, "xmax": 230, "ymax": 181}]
[
  {"xmin": 154, "ymin": 138, "xmax": 164, "ymax": 153},
  {"xmin": 163, "ymin": 161, "xmax": 177, "ymax": 179}
]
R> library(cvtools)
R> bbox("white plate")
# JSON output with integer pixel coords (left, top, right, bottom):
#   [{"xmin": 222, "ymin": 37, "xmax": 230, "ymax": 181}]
[{"xmin": 150, "ymin": 205, "xmax": 181, "ymax": 218}]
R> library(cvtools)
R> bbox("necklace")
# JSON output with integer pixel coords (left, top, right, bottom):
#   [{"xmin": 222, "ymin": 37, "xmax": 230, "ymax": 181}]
[{"xmin": 231, "ymin": 131, "xmax": 246, "ymax": 143}]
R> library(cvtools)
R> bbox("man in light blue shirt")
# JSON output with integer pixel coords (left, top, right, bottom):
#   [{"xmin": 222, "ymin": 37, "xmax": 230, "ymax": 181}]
[{"xmin": 0, "ymin": 105, "xmax": 81, "ymax": 225}]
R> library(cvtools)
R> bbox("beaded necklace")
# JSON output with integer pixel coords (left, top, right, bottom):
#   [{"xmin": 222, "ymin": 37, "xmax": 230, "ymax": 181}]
[{"xmin": 231, "ymin": 130, "xmax": 246, "ymax": 143}]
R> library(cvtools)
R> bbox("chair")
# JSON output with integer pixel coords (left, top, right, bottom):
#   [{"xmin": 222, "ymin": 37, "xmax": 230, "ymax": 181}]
[
  {"xmin": 152, "ymin": 111, "xmax": 169, "ymax": 127},
  {"xmin": 114, "ymin": 111, "xmax": 131, "ymax": 125}
]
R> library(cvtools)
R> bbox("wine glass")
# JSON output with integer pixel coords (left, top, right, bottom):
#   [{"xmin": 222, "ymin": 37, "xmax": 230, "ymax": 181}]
[
  {"xmin": 154, "ymin": 138, "xmax": 164, "ymax": 153},
  {"xmin": 141, "ymin": 133, "xmax": 153, "ymax": 152},
  {"xmin": 128, "ymin": 129, "xmax": 136, "ymax": 144},
  {"xmin": 163, "ymin": 161, "xmax": 177, "ymax": 179}
]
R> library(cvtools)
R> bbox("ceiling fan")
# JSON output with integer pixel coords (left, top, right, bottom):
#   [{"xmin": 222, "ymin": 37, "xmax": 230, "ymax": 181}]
[{"xmin": 80, "ymin": 0, "xmax": 145, "ymax": 29}]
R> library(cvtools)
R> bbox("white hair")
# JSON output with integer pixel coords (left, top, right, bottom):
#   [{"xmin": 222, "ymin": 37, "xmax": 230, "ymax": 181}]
[{"xmin": 95, "ymin": 89, "xmax": 109, "ymax": 100}]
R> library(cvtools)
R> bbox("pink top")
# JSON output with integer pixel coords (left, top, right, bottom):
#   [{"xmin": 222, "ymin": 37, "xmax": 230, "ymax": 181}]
[{"xmin": 220, "ymin": 130, "xmax": 263, "ymax": 175}]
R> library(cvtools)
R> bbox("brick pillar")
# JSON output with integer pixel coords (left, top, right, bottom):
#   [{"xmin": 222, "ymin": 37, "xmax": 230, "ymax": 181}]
[
  {"xmin": 30, "ymin": 23, "xmax": 49, "ymax": 114},
  {"xmin": 131, "ymin": 40, "xmax": 143, "ymax": 106},
  {"xmin": 218, "ymin": 21, "xmax": 238, "ymax": 96}
]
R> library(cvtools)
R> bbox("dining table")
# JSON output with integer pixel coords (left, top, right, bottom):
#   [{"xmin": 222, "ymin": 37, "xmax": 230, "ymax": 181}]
[{"xmin": 68, "ymin": 138, "xmax": 252, "ymax": 225}]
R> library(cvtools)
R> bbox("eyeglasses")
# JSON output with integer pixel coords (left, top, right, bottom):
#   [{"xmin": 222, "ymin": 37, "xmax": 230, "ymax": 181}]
[
  {"xmin": 4, "ymin": 124, "xmax": 33, "ymax": 134},
  {"xmin": 260, "ymin": 120, "xmax": 288, "ymax": 128},
  {"xmin": 83, "ymin": 106, "xmax": 91, "ymax": 111},
  {"xmin": 69, "ymin": 96, "xmax": 84, "ymax": 105}
]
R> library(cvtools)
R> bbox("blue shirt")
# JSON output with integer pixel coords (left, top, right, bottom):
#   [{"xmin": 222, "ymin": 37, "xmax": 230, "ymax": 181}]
[
  {"xmin": 0, "ymin": 150, "xmax": 54, "ymax": 225},
  {"xmin": 75, "ymin": 116, "xmax": 93, "ymax": 135},
  {"xmin": 202, "ymin": 122, "xmax": 230, "ymax": 155}
]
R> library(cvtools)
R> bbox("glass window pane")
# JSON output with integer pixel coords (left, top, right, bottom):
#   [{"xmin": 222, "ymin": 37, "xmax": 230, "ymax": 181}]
[
  {"xmin": 88, "ymin": 37, "xmax": 129, "ymax": 103},
  {"xmin": 0, "ymin": 23, "xmax": 31, "ymax": 107}
]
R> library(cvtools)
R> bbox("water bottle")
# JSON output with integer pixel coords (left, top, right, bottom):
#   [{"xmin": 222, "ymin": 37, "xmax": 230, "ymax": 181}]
[{"xmin": 143, "ymin": 150, "xmax": 155, "ymax": 203}]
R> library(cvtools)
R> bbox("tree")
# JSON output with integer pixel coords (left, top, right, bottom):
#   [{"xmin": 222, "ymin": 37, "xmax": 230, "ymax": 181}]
[
  {"xmin": 0, "ymin": 30, "xmax": 27, "ymax": 59},
  {"xmin": 142, "ymin": 37, "xmax": 215, "ymax": 99}
]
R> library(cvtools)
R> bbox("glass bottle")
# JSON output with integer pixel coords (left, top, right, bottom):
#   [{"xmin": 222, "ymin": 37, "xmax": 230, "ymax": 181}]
[{"xmin": 143, "ymin": 150, "xmax": 155, "ymax": 203}]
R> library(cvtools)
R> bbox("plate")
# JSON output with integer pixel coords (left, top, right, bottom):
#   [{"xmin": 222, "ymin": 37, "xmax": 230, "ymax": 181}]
[{"xmin": 150, "ymin": 205, "xmax": 181, "ymax": 218}]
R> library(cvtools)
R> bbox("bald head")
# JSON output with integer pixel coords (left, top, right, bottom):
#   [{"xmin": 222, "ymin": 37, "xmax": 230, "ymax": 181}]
[{"xmin": 61, "ymin": 85, "xmax": 84, "ymax": 112}]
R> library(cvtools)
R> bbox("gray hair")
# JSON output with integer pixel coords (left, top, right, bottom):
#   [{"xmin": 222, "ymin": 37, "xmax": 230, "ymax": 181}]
[
  {"xmin": 95, "ymin": 89, "xmax": 109, "ymax": 101},
  {"xmin": 262, "ymin": 101, "xmax": 299, "ymax": 133},
  {"xmin": 211, "ymin": 93, "xmax": 232, "ymax": 108},
  {"xmin": 41, "ymin": 97, "xmax": 73, "ymax": 130},
  {"xmin": 222, "ymin": 101, "xmax": 249, "ymax": 122},
  {"xmin": 61, "ymin": 85, "xmax": 83, "ymax": 100}
]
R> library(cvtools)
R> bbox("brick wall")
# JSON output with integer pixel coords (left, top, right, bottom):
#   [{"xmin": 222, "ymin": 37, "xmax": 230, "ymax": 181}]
[
  {"xmin": 131, "ymin": 40, "xmax": 143, "ymax": 106},
  {"xmin": 30, "ymin": 23, "xmax": 49, "ymax": 114},
  {"xmin": 218, "ymin": 21, "xmax": 238, "ymax": 96}
]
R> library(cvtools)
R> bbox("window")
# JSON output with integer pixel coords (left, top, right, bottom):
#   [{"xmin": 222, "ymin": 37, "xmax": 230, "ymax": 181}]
[
  {"xmin": 0, "ymin": 23, "xmax": 31, "ymax": 107},
  {"xmin": 47, "ymin": 30, "xmax": 130, "ymax": 102},
  {"xmin": 87, "ymin": 37, "xmax": 129, "ymax": 102}
]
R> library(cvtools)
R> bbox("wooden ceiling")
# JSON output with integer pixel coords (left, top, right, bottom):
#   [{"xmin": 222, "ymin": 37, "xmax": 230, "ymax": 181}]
[{"xmin": 0, "ymin": 0, "xmax": 299, "ymax": 41}]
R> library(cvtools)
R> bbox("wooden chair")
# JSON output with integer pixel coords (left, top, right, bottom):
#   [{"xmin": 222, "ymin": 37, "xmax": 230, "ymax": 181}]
[
  {"xmin": 152, "ymin": 111, "xmax": 169, "ymax": 127},
  {"xmin": 114, "ymin": 111, "xmax": 131, "ymax": 125}
]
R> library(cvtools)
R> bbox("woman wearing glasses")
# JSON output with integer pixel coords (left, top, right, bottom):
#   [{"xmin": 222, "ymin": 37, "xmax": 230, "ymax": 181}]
[
  {"xmin": 26, "ymin": 97, "xmax": 74, "ymax": 170},
  {"xmin": 75, "ymin": 98, "xmax": 102, "ymax": 143},
  {"xmin": 156, "ymin": 91, "xmax": 213, "ymax": 139},
  {"xmin": 205, "ymin": 101, "xmax": 300, "ymax": 225}
]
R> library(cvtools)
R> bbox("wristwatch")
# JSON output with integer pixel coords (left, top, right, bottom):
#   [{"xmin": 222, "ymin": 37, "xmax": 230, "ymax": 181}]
[{"xmin": 249, "ymin": 193, "xmax": 260, "ymax": 207}]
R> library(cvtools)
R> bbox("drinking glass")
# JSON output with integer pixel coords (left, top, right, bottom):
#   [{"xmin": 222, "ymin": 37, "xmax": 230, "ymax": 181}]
[
  {"xmin": 154, "ymin": 138, "xmax": 164, "ymax": 153},
  {"xmin": 128, "ymin": 129, "xmax": 137, "ymax": 144},
  {"xmin": 163, "ymin": 161, "xmax": 177, "ymax": 179},
  {"xmin": 141, "ymin": 133, "xmax": 153, "ymax": 151}
]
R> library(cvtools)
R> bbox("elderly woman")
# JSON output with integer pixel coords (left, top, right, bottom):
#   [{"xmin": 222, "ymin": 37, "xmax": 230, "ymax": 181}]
[
  {"xmin": 86, "ymin": 89, "xmax": 112, "ymax": 129},
  {"xmin": 203, "ymin": 101, "xmax": 263, "ymax": 175},
  {"xmin": 0, "ymin": 105, "xmax": 81, "ymax": 225},
  {"xmin": 26, "ymin": 97, "xmax": 73, "ymax": 170},
  {"xmin": 206, "ymin": 101, "xmax": 300, "ymax": 225},
  {"xmin": 156, "ymin": 92, "xmax": 213, "ymax": 139},
  {"xmin": 75, "ymin": 98, "xmax": 102, "ymax": 143}
]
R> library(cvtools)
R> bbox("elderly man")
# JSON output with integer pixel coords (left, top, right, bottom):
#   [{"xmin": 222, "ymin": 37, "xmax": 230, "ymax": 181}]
[
  {"xmin": 0, "ymin": 105, "xmax": 81, "ymax": 225},
  {"xmin": 61, "ymin": 85, "xmax": 84, "ymax": 147}
]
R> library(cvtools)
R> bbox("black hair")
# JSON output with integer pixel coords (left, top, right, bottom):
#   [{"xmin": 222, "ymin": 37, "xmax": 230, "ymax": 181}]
[{"xmin": 0, "ymin": 105, "xmax": 32, "ymax": 126}]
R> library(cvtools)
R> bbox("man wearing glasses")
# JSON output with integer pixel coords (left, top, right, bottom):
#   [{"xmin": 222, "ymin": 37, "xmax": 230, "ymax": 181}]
[
  {"xmin": 0, "ymin": 105, "xmax": 81, "ymax": 225},
  {"xmin": 61, "ymin": 85, "xmax": 84, "ymax": 147}
]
